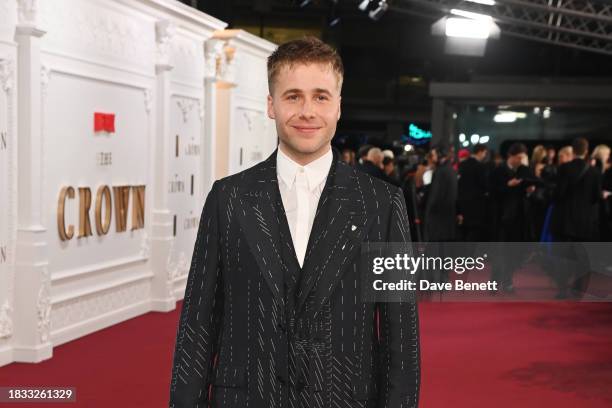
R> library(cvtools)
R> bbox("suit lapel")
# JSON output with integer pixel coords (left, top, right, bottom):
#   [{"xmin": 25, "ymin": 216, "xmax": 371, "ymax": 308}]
[
  {"xmin": 295, "ymin": 150, "xmax": 371, "ymax": 316},
  {"xmin": 236, "ymin": 150, "xmax": 288, "ymax": 305}
]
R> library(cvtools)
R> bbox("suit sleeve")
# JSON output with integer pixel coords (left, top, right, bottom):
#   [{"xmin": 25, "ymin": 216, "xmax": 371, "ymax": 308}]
[
  {"xmin": 169, "ymin": 181, "xmax": 224, "ymax": 408},
  {"xmin": 377, "ymin": 187, "xmax": 421, "ymax": 408}
]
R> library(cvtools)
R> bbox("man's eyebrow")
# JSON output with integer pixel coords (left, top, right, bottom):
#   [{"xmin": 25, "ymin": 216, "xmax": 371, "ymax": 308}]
[
  {"xmin": 280, "ymin": 88, "xmax": 333, "ymax": 96},
  {"xmin": 281, "ymin": 88, "xmax": 304, "ymax": 96}
]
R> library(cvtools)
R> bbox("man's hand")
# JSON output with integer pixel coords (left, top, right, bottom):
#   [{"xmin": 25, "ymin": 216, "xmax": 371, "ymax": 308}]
[{"xmin": 507, "ymin": 178, "xmax": 522, "ymax": 187}]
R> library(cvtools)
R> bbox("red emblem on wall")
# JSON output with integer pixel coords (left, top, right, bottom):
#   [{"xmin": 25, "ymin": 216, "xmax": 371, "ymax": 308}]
[{"xmin": 94, "ymin": 112, "xmax": 116, "ymax": 133}]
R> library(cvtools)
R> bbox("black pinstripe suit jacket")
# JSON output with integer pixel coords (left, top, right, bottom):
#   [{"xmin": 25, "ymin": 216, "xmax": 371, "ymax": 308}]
[{"xmin": 169, "ymin": 147, "xmax": 420, "ymax": 408}]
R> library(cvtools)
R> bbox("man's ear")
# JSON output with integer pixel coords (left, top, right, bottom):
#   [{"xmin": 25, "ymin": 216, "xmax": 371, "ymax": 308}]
[
  {"xmin": 337, "ymin": 96, "xmax": 342, "ymax": 121},
  {"xmin": 267, "ymin": 94, "xmax": 275, "ymax": 120}
]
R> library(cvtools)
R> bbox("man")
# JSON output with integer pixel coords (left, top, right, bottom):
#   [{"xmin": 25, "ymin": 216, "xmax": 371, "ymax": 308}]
[
  {"xmin": 457, "ymin": 144, "xmax": 489, "ymax": 242},
  {"xmin": 169, "ymin": 37, "xmax": 420, "ymax": 408},
  {"xmin": 552, "ymin": 137, "xmax": 602, "ymax": 242},
  {"xmin": 489, "ymin": 143, "xmax": 534, "ymax": 291},
  {"xmin": 357, "ymin": 146, "xmax": 387, "ymax": 180},
  {"xmin": 423, "ymin": 145, "xmax": 457, "ymax": 242}
]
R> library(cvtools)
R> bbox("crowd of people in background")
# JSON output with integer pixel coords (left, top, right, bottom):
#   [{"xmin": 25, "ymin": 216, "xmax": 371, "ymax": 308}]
[{"xmin": 340, "ymin": 137, "xmax": 612, "ymax": 244}]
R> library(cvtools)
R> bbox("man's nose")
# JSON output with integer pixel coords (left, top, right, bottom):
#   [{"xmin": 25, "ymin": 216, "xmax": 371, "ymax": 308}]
[{"xmin": 299, "ymin": 99, "xmax": 315, "ymax": 118}]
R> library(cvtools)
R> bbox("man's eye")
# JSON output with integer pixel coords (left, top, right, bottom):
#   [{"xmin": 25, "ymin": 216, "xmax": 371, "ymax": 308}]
[
  {"xmin": 316, "ymin": 95, "xmax": 329, "ymax": 101},
  {"xmin": 287, "ymin": 95, "xmax": 299, "ymax": 101}
]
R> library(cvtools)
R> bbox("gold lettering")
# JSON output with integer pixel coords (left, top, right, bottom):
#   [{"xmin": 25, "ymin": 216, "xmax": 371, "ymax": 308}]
[
  {"xmin": 95, "ymin": 185, "xmax": 112, "ymax": 235},
  {"xmin": 113, "ymin": 186, "xmax": 131, "ymax": 232},
  {"xmin": 78, "ymin": 187, "xmax": 93, "ymax": 238},
  {"xmin": 131, "ymin": 185, "xmax": 145, "ymax": 230},
  {"xmin": 58, "ymin": 186, "xmax": 75, "ymax": 241}
]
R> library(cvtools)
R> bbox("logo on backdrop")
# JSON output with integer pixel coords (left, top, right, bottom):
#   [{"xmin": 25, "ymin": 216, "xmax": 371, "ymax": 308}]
[{"xmin": 57, "ymin": 185, "xmax": 146, "ymax": 241}]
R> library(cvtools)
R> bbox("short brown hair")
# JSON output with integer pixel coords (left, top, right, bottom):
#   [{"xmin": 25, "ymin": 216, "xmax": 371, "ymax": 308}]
[
  {"xmin": 267, "ymin": 36, "xmax": 344, "ymax": 94},
  {"xmin": 572, "ymin": 137, "xmax": 589, "ymax": 157}
]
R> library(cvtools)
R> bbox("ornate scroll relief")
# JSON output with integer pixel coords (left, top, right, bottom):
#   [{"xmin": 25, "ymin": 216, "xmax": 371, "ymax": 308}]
[
  {"xmin": 176, "ymin": 97, "xmax": 197, "ymax": 123},
  {"xmin": 17, "ymin": 0, "xmax": 38, "ymax": 26},
  {"xmin": 0, "ymin": 300, "xmax": 12, "ymax": 339},
  {"xmin": 0, "ymin": 59, "xmax": 14, "ymax": 92},
  {"xmin": 204, "ymin": 39, "xmax": 224, "ymax": 80},
  {"xmin": 220, "ymin": 44, "xmax": 237, "ymax": 84},
  {"xmin": 37, "ymin": 266, "xmax": 51, "ymax": 343},
  {"xmin": 155, "ymin": 20, "xmax": 175, "ymax": 69}
]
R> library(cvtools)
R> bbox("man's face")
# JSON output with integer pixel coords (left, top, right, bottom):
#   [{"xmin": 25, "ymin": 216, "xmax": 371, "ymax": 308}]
[{"xmin": 267, "ymin": 63, "xmax": 341, "ymax": 164}]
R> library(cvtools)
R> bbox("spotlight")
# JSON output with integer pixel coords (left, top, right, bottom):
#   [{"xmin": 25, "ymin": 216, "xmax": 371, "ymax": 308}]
[
  {"xmin": 368, "ymin": 0, "xmax": 388, "ymax": 21},
  {"xmin": 358, "ymin": 0, "xmax": 372, "ymax": 11},
  {"xmin": 299, "ymin": 0, "xmax": 312, "ymax": 8}
]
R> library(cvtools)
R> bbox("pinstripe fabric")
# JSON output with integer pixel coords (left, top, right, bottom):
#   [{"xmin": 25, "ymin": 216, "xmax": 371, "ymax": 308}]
[{"xmin": 169, "ymin": 147, "xmax": 420, "ymax": 408}]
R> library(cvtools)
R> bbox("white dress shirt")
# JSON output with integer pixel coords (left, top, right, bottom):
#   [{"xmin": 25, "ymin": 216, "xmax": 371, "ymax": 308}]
[{"xmin": 277, "ymin": 147, "xmax": 333, "ymax": 268}]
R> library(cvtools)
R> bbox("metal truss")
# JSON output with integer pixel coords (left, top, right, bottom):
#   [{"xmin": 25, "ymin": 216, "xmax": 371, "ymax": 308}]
[{"xmin": 393, "ymin": 0, "xmax": 612, "ymax": 56}]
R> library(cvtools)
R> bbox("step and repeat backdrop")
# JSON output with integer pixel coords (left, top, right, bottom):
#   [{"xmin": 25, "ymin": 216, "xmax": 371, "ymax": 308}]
[{"xmin": 0, "ymin": 0, "xmax": 276, "ymax": 366}]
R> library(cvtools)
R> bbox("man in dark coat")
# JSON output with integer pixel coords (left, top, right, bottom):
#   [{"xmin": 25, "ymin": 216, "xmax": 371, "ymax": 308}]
[
  {"xmin": 457, "ymin": 144, "xmax": 489, "ymax": 242},
  {"xmin": 552, "ymin": 137, "xmax": 602, "ymax": 242},
  {"xmin": 489, "ymin": 143, "xmax": 534, "ymax": 291},
  {"xmin": 169, "ymin": 37, "xmax": 420, "ymax": 408},
  {"xmin": 424, "ymin": 145, "xmax": 457, "ymax": 242}
]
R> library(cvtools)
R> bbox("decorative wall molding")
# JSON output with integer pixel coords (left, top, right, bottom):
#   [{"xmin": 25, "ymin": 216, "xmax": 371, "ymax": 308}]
[
  {"xmin": 51, "ymin": 280, "xmax": 150, "ymax": 333},
  {"xmin": 204, "ymin": 38, "xmax": 223, "ymax": 80},
  {"xmin": 0, "ymin": 300, "xmax": 12, "ymax": 339},
  {"xmin": 140, "ymin": 231, "xmax": 150, "ymax": 259},
  {"xmin": 40, "ymin": 63, "xmax": 50, "ymax": 97},
  {"xmin": 0, "ymin": 59, "xmax": 13, "ymax": 92},
  {"xmin": 175, "ymin": 96, "xmax": 200, "ymax": 123},
  {"xmin": 37, "ymin": 266, "xmax": 51, "ymax": 343},
  {"xmin": 17, "ymin": 0, "xmax": 38, "ymax": 26},
  {"xmin": 144, "ymin": 88, "xmax": 153, "ymax": 114},
  {"xmin": 155, "ymin": 19, "xmax": 175, "ymax": 69}
]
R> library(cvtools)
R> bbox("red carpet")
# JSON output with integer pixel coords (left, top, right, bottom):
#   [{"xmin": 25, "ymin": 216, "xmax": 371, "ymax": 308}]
[{"xmin": 0, "ymin": 301, "xmax": 611, "ymax": 407}]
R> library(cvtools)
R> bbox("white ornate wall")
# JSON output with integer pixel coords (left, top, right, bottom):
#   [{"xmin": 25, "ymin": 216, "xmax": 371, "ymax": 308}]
[
  {"xmin": 0, "ymin": 0, "xmax": 229, "ymax": 367},
  {"xmin": 0, "ymin": 0, "xmax": 18, "ymax": 367},
  {"xmin": 210, "ymin": 30, "xmax": 277, "ymax": 177}
]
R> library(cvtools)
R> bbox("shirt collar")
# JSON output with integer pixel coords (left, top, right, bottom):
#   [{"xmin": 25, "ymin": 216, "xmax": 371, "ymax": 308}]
[{"xmin": 277, "ymin": 146, "xmax": 333, "ymax": 192}]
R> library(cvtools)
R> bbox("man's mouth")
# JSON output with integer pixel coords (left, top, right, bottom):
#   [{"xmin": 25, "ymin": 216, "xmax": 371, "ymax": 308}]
[{"xmin": 291, "ymin": 125, "xmax": 321, "ymax": 133}]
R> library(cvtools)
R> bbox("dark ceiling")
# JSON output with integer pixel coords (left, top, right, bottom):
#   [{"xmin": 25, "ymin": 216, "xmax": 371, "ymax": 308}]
[{"xmin": 189, "ymin": 0, "xmax": 612, "ymax": 143}]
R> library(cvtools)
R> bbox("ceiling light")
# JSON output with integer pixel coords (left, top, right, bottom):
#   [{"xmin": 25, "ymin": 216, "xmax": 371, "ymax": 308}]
[
  {"xmin": 470, "ymin": 134, "xmax": 480, "ymax": 144},
  {"xmin": 479, "ymin": 135, "xmax": 490, "ymax": 144},
  {"xmin": 465, "ymin": 0, "xmax": 496, "ymax": 6},
  {"xmin": 369, "ymin": 0, "xmax": 388, "ymax": 21},
  {"xmin": 446, "ymin": 17, "xmax": 491, "ymax": 39},
  {"xmin": 459, "ymin": 133, "xmax": 466, "ymax": 142},
  {"xmin": 358, "ymin": 0, "xmax": 372, "ymax": 11},
  {"xmin": 450, "ymin": 9, "xmax": 493, "ymax": 21}
]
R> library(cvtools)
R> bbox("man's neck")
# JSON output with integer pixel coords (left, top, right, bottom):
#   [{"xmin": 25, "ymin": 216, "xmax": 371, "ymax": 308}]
[{"xmin": 278, "ymin": 143, "xmax": 331, "ymax": 166}]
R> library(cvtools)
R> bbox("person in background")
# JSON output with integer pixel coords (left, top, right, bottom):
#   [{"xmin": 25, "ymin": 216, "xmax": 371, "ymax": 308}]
[
  {"xmin": 552, "ymin": 137, "xmax": 602, "ymax": 242},
  {"xmin": 558, "ymin": 145, "xmax": 574, "ymax": 165},
  {"xmin": 489, "ymin": 143, "xmax": 534, "ymax": 291},
  {"xmin": 530, "ymin": 145, "xmax": 547, "ymax": 178},
  {"xmin": 591, "ymin": 144, "xmax": 610, "ymax": 174},
  {"xmin": 457, "ymin": 144, "xmax": 489, "ymax": 242},
  {"xmin": 340, "ymin": 147, "xmax": 355, "ymax": 166},
  {"xmin": 590, "ymin": 144, "xmax": 611, "ymax": 241},
  {"xmin": 493, "ymin": 152, "xmax": 503, "ymax": 168},
  {"xmin": 545, "ymin": 145, "xmax": 557, "ymax": 166},
  {"xmin": 550, "ymin": 137, "xmax": 602, "ymax": 298},
  {"xmin": 457, "ymin": 148, "xmax": 470, "ymax": 164},
  {"xmin": 423, "ymin": 144, "xmax": 458, "ymax": 242},
  {"xmin": 356, "ymin": 146, "xmax": 387, "ymax": 180},
  {"xmin": 356, "ymin": 144, "xmax": 372, "ymax": 166},
  {"xmin": 382, "ymin": 156, "xmax": 401, "ymax": 187}
]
